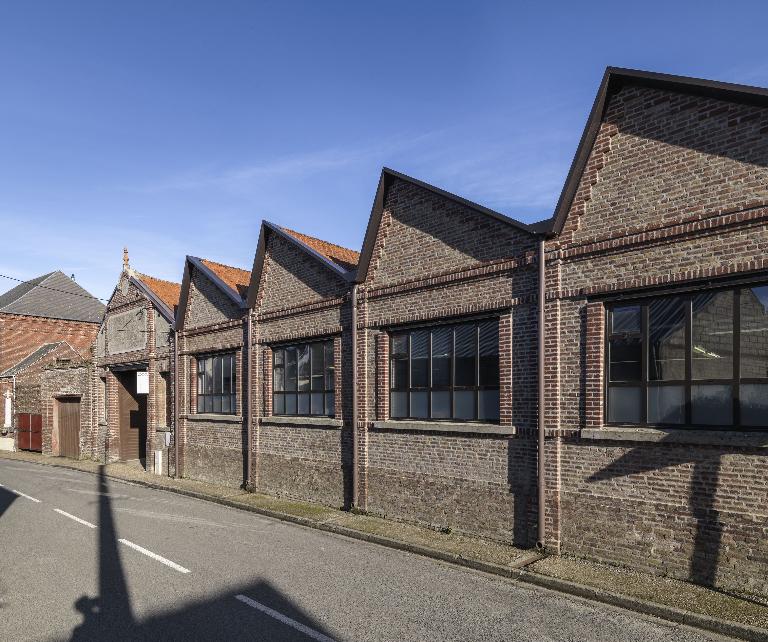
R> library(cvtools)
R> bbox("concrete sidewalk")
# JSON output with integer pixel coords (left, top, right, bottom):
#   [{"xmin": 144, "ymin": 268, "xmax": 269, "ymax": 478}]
[{"xmin": 3, "ymin": 450, "xmax": 767, "ymax": 642}]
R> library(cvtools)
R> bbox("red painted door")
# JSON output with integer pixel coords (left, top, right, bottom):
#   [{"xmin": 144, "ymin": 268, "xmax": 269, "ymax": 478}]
[{"xmin": 16, "ymin": 413, "xmax": 42, "ymax": 452}]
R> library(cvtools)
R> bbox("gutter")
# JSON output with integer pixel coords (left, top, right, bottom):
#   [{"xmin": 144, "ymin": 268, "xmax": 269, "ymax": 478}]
[
  {"xmin": 351, "ymin": 284, "xmax": 359, "ymax": 507},
  {"xmin": 173, "ymin": 328, "xmax": 180, "ymax": 479},
  {"xmin": 537, "ymin": 238, "xmax": 546, "ymax": 549},
  {"xmin": 245, "ymin": 310, "xmax": 253, "ymax": 488}
]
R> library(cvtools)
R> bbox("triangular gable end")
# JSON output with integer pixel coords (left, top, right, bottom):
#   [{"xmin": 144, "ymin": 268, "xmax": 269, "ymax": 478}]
[
  {"xmin": 355, "ymin": 168, "xmax": 540, "ymax": 285},
  {"xmin": 176, "ymin": 257, "xmax": 247, "ymax": 332},
  {"xmin": 549, "ymin": 66, "xmax": 768, "ymax": 239},
  {"xmin": 245, "ymin": 221, "xmax": 355, "ymax": 308}
]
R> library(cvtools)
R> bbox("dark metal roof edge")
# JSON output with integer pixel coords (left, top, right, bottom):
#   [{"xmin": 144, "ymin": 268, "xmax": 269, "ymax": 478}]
[
  {"xmin": 174, "ymin": 260, "xmax": 193, "ymax": 332},
  {"xmin": 245, "ymin": 223, "xmax": 268, "ymax": 309},
  {"xmin": 354, "ymin": 169, "xmax": 389, "ymax": 283},
  {"xmin": 187, "ymin": 256, "xmax": 247, "ymax": 309},
  {"xmin": 355, "ymin": 168, "xmax": 542, "ymax": 283},
  {"xmin": 128, "ymin": 275, "xmax": 176, "ymax": 324},
  {"xmin": 382, "ymin": 167, "xmax": 538, "ymax": 233},
  {"xmin": 266, "ymin": 221, "xmax": 353, "ymax": 280},
  {"xmin": 550, "ymin": 66, "xmax": 768, "ymax": 236}
]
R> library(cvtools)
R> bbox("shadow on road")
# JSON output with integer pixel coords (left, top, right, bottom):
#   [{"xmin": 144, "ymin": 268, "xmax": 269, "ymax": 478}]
[
  {"xmin": 70, "ymin": 466, "xmax": 337, "ymax": 641},
  {"xmin": 0, "ymin": 485, "xmax": 17, "ymax": 610}
]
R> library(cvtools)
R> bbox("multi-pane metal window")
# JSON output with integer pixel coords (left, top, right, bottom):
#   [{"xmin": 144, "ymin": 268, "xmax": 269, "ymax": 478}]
[
  {"xmin": 272, "ymin": 340, "xmax": 335, "ymax": 417},
  {"xmin": 390, "ymin": 319, "xmax": 500, "ymax": 422},
  {"xmin": 197, "ymin": 353, "xmax": 237, "ymax": 414},
  {"xmin": 606, "ymin": 283, "xmax": 768, "ymax": 428}
]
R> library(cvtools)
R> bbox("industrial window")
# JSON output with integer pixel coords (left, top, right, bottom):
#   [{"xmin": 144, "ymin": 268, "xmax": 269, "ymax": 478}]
[
  {"xmin": 197, "ymin": 353, "xmax": 237, "ymax": 414},
  {"xmin": 389, "ymin": 319, "xmax": 500, "ymax": 422},
  {"xmin": 272, "ymin": 340, "xmax": 335, "ymax": 417},
  {"xmin": 606, "ymin": 283, "xmax": 768, "ymax": 429}
]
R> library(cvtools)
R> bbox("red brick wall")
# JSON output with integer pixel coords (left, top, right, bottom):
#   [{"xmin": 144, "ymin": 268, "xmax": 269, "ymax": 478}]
[{"xmin": 0, "ymin": 313, "xmax": 98, "ymax": 373}]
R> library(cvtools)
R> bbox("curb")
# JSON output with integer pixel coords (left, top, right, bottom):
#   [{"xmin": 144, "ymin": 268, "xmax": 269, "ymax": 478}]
[
  {"xmin": 3, "ymin": 454, "xmax": 767, "ymax": 642},
  {"xmin": 516, "ymin": 572, "xmax": 768, "ymax": 642}
]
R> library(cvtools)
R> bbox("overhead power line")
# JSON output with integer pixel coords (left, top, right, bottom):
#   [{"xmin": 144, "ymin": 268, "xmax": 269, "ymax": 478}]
[{"xmin": 0, "ymin": 272, "xmax": 109, "ymax": 304}]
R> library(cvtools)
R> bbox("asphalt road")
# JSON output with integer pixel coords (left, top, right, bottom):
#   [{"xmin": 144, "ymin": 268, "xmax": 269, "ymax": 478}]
[{"xmin": 0, "ymin": 458, "xmax": 730, "ymax": 642}]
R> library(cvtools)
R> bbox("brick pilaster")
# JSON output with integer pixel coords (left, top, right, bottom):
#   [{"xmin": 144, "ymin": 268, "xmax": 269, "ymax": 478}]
[
  {"xmin": 499, "ymin": 312, "xmax": 513, "ymax": 427},
  {"xmin": 262, "ymin": 347, "xmax": 273, "ymax": 417},
  {"xmin": 585, "ymin": 301, "xmax": 605, "ymax": 429},
  {"xmin": 374, "ymin": 332, "xmax": 389, "ymax": 421},
  {"xmin": 105, "ymin": 369, "xmax": 120, "ymax": 463},
  {"xmin": 333, "ymin": 335, "xmax": 343, "ymax": 420}
]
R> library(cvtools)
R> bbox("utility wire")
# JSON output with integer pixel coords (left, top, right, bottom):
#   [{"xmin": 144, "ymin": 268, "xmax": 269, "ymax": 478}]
[{"xmin": 0, "ymin": 272, "xmax": 109, "ymax": 304}]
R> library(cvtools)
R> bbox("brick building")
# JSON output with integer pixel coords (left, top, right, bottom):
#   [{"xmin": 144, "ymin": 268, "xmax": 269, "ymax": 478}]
[
  {"xmin": 350, "ymin": 170, "xmax": 541, "ymax": 542},
  {"xmin": 246, "ymin": 222, "xmax": 358, "ymax": 507},
  {"xmin": 0, "ymin": 271, "xmax": 103, "ymax": 444},
  {"xmin": 539, "ymin": 68, "xmax": 768, "ymax": 596},
  {"xmin": 41, "ymin": 358, "xmax": 95, "ymax": 460},
  {"xmin": 95, "ymin": 250, "xmax": 180, "ymax": 471},
  {"xmin": 21, "ymin": 66, "xmax": 767, "ymax": 596},
  {"xmin": 175, "ymin": 256, "xmax": 250, "ymax": 486}
]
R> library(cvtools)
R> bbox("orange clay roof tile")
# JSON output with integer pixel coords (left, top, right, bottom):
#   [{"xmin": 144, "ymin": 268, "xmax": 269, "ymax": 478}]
[
  {"xmin": 135, "ymin": 273, "xmax": 182, "ymax": 313},
  {"xmin": 200, "ymin": 259, "xmax": 251, "ymax": 298},
  {"xmin": 279, "ymin": 227, "xmax": 359, "ymax": 272}
]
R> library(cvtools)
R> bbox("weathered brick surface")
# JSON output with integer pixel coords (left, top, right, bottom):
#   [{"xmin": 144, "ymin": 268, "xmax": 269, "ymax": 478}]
[
  {"xmin": 251, "ymin": 229, "xmax": 352, "ymax": 506},
  {"xmin": 96, "ymin": 271, "xmax": 174, "ymax": 471},
  {"xmin": 358, "ymin": 177, "xmax": 540, "ymax": 537},
  {"xmin": 41, "ymin": 361, "xmax": 94, "ymax": 459},
  {"xmin": 548, "ymin": 80, "xmax": 768, "ymax": 595},
  {"xmin": 1, "ymin": 342, "xmax": 82, "ymax": 423},
  {"xmin": 186, "ymin": 268, "xmax": 242, "ymax": 330},
  {"xmin": 178, "ymin": 263, "xmax": 247, "ymax": 487},
  {"xmin": 365, "ymin": 430, "xmax": 536, "ymax": 543},
  {"xmin": 0, "ymin": 313, "xmax": 98, "ymax": 374}
]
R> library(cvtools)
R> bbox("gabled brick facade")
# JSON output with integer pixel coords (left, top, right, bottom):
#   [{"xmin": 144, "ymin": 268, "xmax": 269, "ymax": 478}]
[
  {"xmin": 248, "ymin": 225, "xmax": 354, "ymax": 507},
  {"xmin": 23, "ymin": 66, "xmax": 767, "ymax": 598},
  {"xmin": 543, "ymin": 70, "xmax": 768, "ymax": 596},
  {"xmin": 176, "ymin": 257, "xmax": 249, "ymax": 487},
  {"xmin": 95, "ymin": 265, "xmax": 178, "ymax": 472},
  {"xmin": 354, "ymin": 173, "xmax": 540, "ymax": 543}
]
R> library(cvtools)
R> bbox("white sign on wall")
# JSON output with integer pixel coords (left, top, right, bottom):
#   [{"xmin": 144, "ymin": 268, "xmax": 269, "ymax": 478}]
[
  {"xmin": 136, "ymin": 371, "xmax": 149, "ymax": 395},
  {"xmin": 3, "ymin": 392, "xmax": 11, "ymax": 429}
]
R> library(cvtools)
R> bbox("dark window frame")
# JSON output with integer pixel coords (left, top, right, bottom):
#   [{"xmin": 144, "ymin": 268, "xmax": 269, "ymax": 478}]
[
  {"xmin": 272, "ymin": 339, "xmax": 335, "ymax": 418},
  {"xmin": 605, "ymin": 281, "xmax": 768, "ymax": 430},
  {"xmin": 389, "ymin": 318, "xmax": 500, "ymax": 423},
  {"xmin": 196, "ymin": 352, "xmax": 237, "ymax": 415}
]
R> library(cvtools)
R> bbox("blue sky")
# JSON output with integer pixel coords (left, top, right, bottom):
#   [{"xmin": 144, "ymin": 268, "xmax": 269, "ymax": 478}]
[{"xmin": 2, "ymin": 1, "xmax": 768, "ymax": 302}]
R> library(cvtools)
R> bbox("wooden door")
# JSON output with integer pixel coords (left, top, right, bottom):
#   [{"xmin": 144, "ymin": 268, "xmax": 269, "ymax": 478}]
[
  {"xmin": 58, "ymin": 398, "xmax": 80, "ymax": 459},
  {"xmin": 17, "ymin": 413, "xmax": 43, "ymax": 452},
  {"xmin": 117, "ymin": 371, "xmax": 146, "ymax": 461}
]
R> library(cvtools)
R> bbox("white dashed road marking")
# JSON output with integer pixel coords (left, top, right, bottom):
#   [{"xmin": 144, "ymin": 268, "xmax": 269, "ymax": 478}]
[
  {"xmin": 54, "ymin": 508, "xmax": 96, "ymax": 528},
  {"xmin": 235, "ymin": 594, "xmax": 336, "ymax": 642},
  {"xmin": 118, "ymin": 539, "xmax": 190, "ymax": 574},
  {"xmin": 0, "ymin": 483, "xmax": 41, "ymax": 503}
]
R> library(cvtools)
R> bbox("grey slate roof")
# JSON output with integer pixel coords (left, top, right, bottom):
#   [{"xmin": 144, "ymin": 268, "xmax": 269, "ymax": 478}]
[
  {"xmin": 0, "ymin": 342, "xmax": 64, "ymax": 377},
  {"xmin": 0, "ymin": 271, "xmax": 104, "ymax": 323}
]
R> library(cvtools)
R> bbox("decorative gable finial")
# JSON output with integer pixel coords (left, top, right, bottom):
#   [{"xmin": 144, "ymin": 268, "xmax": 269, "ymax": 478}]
[{"xmin": 123, "ymin": 247, "xmax": 130, "ymax": 272}]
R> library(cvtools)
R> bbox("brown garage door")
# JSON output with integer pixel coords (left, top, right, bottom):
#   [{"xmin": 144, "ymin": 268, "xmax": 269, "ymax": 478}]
[
  {"xmin": 16, "ymin": 413, "xmax": 42, "ymax": 452},
  {"xmin": 58, "ymin": 398, "xmax": 80, "ymax": 459},
  {"xmin": 117, "ymin": 371, "xmax": 147, "ymax": 462}
]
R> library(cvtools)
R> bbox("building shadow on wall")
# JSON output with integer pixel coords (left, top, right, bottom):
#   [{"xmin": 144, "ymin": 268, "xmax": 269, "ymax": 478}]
[
  {"xmin": 508, "ymin": 438, "xmax": 537, "ymax": 548},
  {"xmin": 70, "ymin": 466, "xmax": 337, "ymax": 641},
  {"xmin": 587, "ymin": 433, "xmax": 768, "ymax": 591}
]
